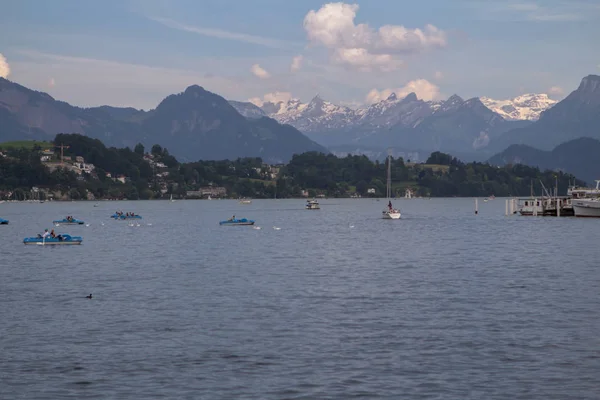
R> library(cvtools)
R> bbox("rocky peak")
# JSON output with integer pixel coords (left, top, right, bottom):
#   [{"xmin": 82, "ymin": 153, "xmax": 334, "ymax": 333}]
[
  {"xmin": 401, "ymin": 92, "xmax": 418, "ymax": 103},
  {"xmin": 578, "ymin": 75, "xmax": 600, "ymax": 93}
]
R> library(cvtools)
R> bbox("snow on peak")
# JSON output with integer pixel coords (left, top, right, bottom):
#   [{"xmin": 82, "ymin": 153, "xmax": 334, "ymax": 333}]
[{"xmin": 480, "ymin": 93, "xmax": 557, "ymax": 121}]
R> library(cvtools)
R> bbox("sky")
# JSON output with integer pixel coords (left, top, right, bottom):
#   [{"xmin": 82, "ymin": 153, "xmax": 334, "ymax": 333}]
[{"xmin": 0, "ymin": 0, "xmax": 599, "ymax": 110}]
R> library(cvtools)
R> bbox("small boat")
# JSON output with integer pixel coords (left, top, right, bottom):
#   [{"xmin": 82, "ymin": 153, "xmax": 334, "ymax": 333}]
[
  {"xmin": 572, "ymin": 198, "xmax": 600, "ymax": 218},
  {"xmin": 53, "ymin": 217, "xmax": 85, "ymax": 225},
  {"xmin": 306, "ymin": 199, "xmax": 320, "ymax": 210},
  {"xmin": 111, "ymin": 213, "xmax": 142, "ymax": 220},
  {"xmin": 219, "ymin": 218, "xmax": 255, "ymax": 226},
  {"xmin": 382, "ymin": 152, "xmax": 401, "ymax": 219},
  {"xmin": 170, "ymin": 194, "xmax": 176, "ymax": 202},
  {"xmin": 239, "ymin": 198, "xmax": 252, "ymax": 204},
  {"xmin": 0, "ymin": 218, "xmax": 8, "ymax": 225},
  {"xmin": 23, "ymin": 234, "xmax": 83, "ymax": 245}
]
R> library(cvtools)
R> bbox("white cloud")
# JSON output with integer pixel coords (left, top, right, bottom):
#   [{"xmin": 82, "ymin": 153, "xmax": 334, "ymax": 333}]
[
  {"xmin": 303, "ymin": 3, "xmax": 446, "ymax": 71},
  {"xmin": 332, "ymin": 48, "xmax": 402, "ymax": 72},
  {"xmin": 248, "ymin": 91, "xmax": 293, "ymax": 106},
  {"xmin": 548, "ymin": 86, "xmax": 564, "ymax": 96},
  {"xmin": 147, "ymin": 16, "xmax": 294, "ymax": 49},
  {"xmin": 250, "ymin": 64, "xmax": 270, "ymax": 79},
  {"xmin": 0, "ymin": 53, "xmax": 10, "ymax": 78},
  {"xmin": 365, "ymin": 79, "xmax": 441, "ymax": 103},
  {"xmin": 290, "ymin": 55, "xmax": 303, "ymax": 72}
]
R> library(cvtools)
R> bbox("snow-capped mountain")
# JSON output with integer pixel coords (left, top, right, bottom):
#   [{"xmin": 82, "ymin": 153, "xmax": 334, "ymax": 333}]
[
  {"xmin": 480, "ymin": 94, "xmax": 557, "ymax": 121},
  {"xmin": 260, "ymin": 95, "xmax": 356, "ymax": 132},
  {"xmin": 228, "ymin": 100, "xmax": 266, "ymax": 119},
  {"xmin": 228, "ymin": 90, "xmax": 552, "ymax": 155}
]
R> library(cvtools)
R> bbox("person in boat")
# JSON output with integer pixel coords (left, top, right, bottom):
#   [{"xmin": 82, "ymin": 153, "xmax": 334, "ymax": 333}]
[
  {"xmin": 50, "ymin": 229, "xmax": 56, "ymax": 238},
  {"xmin": 41, "ymin": 229, "xmax": 50, "ymax": 239},
  {"xmin": 388, "ymin": 200, "xmax": 393, "ymax": 210},
  {"xmin": 229, "ymin": 215, "xmax": 235, "ymax": 221}
]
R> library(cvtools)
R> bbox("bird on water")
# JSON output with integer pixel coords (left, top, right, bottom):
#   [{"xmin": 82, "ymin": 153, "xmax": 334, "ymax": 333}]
[{"xmin": 86, "ymin": 294, "xmax": 92, "ymax": 299}]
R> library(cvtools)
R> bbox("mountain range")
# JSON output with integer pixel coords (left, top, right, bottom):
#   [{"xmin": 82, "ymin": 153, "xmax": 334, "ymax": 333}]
[
  {"xmin": 229, "ymin": 91, "xmax": 551, "ymax": 159},
  {"xmin": 1, "ymin": 74, "xmax": 600, "ymax": 166},
  {"xmin": 0, "ymin": 78, "xmax": 326, "ymax": 163},
  {"xmin": 230, "ymin": 75, "xmax": 599, "ymax": 161},
  {"xmin": 488, "ymin": 137, "xmax": 600, "ymax": 185}
]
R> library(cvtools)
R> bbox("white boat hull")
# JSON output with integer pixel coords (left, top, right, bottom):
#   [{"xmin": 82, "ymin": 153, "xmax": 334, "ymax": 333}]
[
  {"xmin": 572, "ymin": 199, "xmax": 600, "ymax": 217},
  {"xmin": 382, "ymin": 210, "xmax": 401, "ymax": 219}
]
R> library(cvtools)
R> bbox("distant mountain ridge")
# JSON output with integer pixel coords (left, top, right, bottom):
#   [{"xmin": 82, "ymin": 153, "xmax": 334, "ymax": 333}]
[
  {"xmin": 480, "ymin": 94, "xmax": 557, "ymax": 121},
  {"xmin": 488, "ymin": 75, "xmax": 600, "ymax": 153},
  {"xmin": 0, "ymin": 78, "xmax": 327, "ymax": 163},
  {"xmin": 488, "ymin": 137, "xmax": 600, "ymax": 185},
  {"xmin": 230, "ymin": 92, "xmax": 532, "ymax": 158}
]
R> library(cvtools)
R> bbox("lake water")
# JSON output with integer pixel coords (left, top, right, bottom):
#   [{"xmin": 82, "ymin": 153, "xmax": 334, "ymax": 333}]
[{"xmin": 1, "ymin": 198, "xmax": 600, "ymax": 399}]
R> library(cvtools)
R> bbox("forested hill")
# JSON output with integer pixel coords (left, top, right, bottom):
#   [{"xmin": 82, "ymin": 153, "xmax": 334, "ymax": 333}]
[{"xmin": 0, "ymin": 135, "xmax": 584, "ymax": 200}]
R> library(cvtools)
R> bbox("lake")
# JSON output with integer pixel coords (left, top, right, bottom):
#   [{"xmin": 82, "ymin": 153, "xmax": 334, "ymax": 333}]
[{"xmin": 1, "ymin": 198, "xmax": 600, "ymax": 399}]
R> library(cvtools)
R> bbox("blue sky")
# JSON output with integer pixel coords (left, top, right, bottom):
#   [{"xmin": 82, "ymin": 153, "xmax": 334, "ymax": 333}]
[{"xmin": 0, "ymin": 0, "xmax": 599, "ymax": 109}]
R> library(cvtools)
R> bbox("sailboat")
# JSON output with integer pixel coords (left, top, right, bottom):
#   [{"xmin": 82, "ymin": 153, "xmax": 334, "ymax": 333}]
[
  {"xmin": 382, "ymin": 152, "xmax": 401, "ymax": 219},
  {"xmin": 170, "ymin": 194, "xmax": 176, "ymax": 202}
]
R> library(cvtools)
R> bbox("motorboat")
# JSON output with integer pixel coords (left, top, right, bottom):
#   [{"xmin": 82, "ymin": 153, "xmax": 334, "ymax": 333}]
[
  {"xmin": 219, "ymin": 218, "xmax": 255, "ymax": 226},
  {"xmin": 305, "ymin": 199, "xmax": 320, "ymax": 210},
  {"xmin": 239, "ymin": 198, "xmax": 252, "ymax": 204},
  {"xmin": 572, "ymin": 197, "xmax": 600, "ymax": 218},
  {"xmin": 0, "ymin": 218, "xmax": 8, "ymax": 225},
  {"xmin": 53, "ymin": 217, "xmax": 85, "ymax": 225},
  {"xmin": 111, "ymin": 213, "xmax": 142, "ymax": 220},
  {"xmin": 23, "ymin": 233, "xmax": 83, "ymax": 245}
]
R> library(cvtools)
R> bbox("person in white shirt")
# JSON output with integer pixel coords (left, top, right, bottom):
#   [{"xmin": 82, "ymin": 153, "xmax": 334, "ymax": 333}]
[{"xmin": 41, "ymin": 229, "xmax": 50, "ymax": 239}]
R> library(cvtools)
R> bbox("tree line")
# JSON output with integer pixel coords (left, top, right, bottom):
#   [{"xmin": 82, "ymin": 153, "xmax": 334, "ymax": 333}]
[{"xmin": 0, "ymin": 134, "xmax": 585, "ymax": 200}]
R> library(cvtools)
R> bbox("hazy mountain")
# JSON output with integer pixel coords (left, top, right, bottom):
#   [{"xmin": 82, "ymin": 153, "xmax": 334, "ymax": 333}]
[
  {"xmin": 232, "ymin": 91, "xmax": 536, "ymax": 157},
  {"xmin": 488, "ymin": 137, "xmax": 600, "ymax": 184},
  {"xmin": 490, "ymin": 75, "xmax": 600, "ymax": 153},
  {"xmin": 0, "ymin": 78, "xmax": 327, "ymax": 163}
]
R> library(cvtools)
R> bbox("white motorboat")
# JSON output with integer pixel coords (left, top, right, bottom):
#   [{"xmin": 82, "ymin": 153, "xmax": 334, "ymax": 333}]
[
  {"xmin": 571, "ymin": 180, "xmax": 600, "ymax": 217},
  {"xmin": 382, "ymin": 151, "xmax": 401, "ymax": 219},
  {"xmin": 239, "ymin": 198, "xmax": 252, "ymax": 204},
  {"xmin": 306, "ymin": 199, "xmax": 320, "ymax": 210}
]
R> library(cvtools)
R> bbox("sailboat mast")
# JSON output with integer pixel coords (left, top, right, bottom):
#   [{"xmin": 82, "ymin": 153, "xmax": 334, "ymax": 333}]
[{"xmin": 386, "ymin": 150, "xmax": 392, "ymax": 199}]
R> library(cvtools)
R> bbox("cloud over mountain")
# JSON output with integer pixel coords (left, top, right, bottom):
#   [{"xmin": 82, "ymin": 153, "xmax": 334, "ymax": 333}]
[
  {"xmin": 250, "ymin": 64, "xmax": 270, "ymax": 79},
  {"xmin": 303, "ymin": 2, "xmax": 447, "ymax": 71},
  {"xmin": 0, "ymin": 53, "xmax": 10, "ymax": 78},
  {"xmin": 365, "ymin": 79, "xmax": 441, "ymax": 103}
]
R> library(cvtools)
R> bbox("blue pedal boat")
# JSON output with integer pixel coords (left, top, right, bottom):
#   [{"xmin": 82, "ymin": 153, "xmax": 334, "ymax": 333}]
[
  {"xmin": 53, "ymin": 218, "xmax": 85, "ymax": 225},
  {"xmin": 0, "ymin": 218, "xmax": 8, "ymax": 225},
  {"xmin": 219, "ymin": 218, "xmax": 255, "ymax": 226},
  {"xmin": 111, "ymin": 213, "xmax": 142, "ymax": 220},
  {"xmin": 23, "ymin": 234, "xmax": 83, "ymax": 245}
]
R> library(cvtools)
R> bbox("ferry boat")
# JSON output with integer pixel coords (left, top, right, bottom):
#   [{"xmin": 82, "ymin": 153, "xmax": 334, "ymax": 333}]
[{"xmin": 306, "ymin": 199, "xmax": 320, "ymax": 210}]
